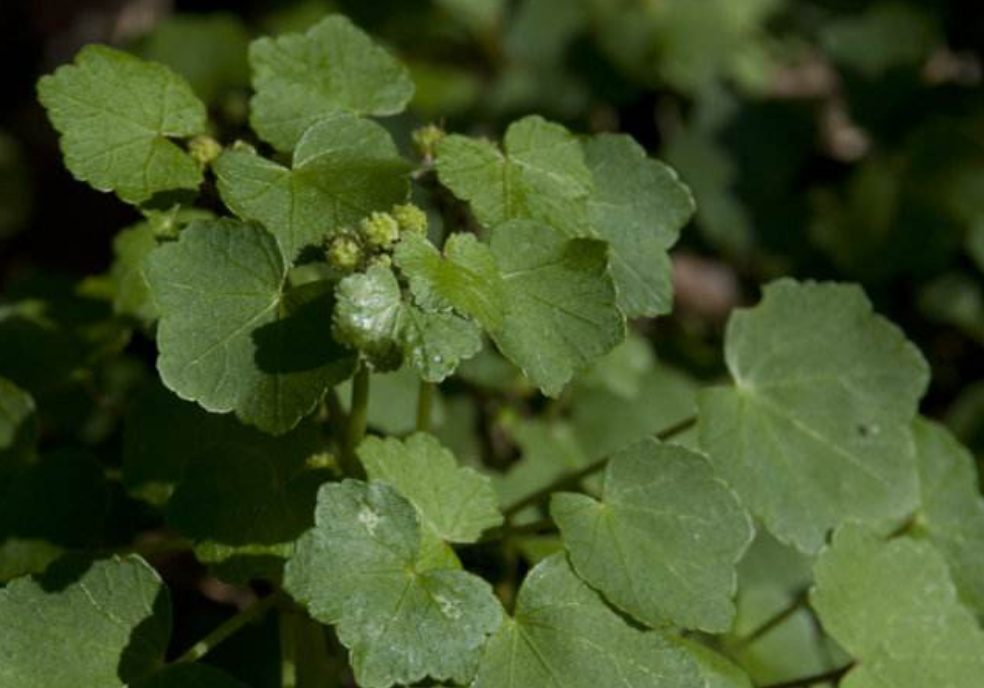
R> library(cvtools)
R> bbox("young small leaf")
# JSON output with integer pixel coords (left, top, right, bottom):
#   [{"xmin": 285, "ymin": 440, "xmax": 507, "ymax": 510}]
[
  {"xmin": 394, "ymin": 233, "xmax": 506, "ymax": 331},
  {"xmin": 436, "ymin": 115, "xmax": 592, "ymax": 232},
  {"xmin": 359, "ymin": 433, "xmax": 503, "ymax": 543},
  {"xmin": 146, "ymin": 218, "xmax": 355, "ymax": 435},
  {"xmin": 489, "ymin": 219, "xmax": 624, "ymax": 396},
  {"xmin": 284, "ymin": 480, "xmax": 503, "ymax": 688},
  {"xmin": 552, "ymin": 439, "xmax": 753, "ymax": 632},
  {"xmin": 811, "ymin": 524, "xmax": 984, "ymax": 688},
  {"xmin": 333, "ymin": 266, "xmax": 406, "ymax": 371},
  {"xmin": 215, "ymin": 113, "xmax": 411, "ymax": 260},
  {"xmin": 698, "ymin": 279, "xmax": 929, "ymax": 552},
  {"xmin": 249, "ymin": 16, "xmax": 414, "ymax": 151},
  {"xmin": 38, "ymin": 45, "xmax": 207, "ymax": 204}
]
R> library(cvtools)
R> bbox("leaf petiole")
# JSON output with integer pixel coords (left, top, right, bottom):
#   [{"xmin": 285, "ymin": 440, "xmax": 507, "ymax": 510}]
[
  {"xmin": 502, "ymin": 415, "xmax": 697, "ymax": 519},
  {"xmin": 173, "ymin": 590, "xmax": 285, "ymax": 665},
  {"xmin": 341, "ymin": 365, "xmax": 370, "ymax": 478}
]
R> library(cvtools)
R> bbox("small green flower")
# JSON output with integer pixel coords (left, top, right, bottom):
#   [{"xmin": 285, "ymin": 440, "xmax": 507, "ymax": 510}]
[
  {"xmin": 412, "ymin": 124, "xmax": 444, "ymax": 160},
  {"xmin": 359, "ymin": 211, "xmax": 400, "ymax": 250},
  {"xmin": 367, "ymin": 253, "xmax": 393, "ymax": 269},
  {"xmin": 327, "ymin": 233, "xmax": 364, "ymax": 272},
  {"xmin": 392, "ymin": 203, "xmax": 428, "ymax": 235},
  {"xmin": 188, "ymin": 135, "xmax": 223, "ymax": 166}
]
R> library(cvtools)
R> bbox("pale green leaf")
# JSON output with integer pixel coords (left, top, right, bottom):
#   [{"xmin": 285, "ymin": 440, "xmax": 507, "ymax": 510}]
[
  {"xmin": 0, "ymin": 555, "xmax": 170, "ymax": 688},
  {"xmin": 583, "ymin": 133, "xmax": 694, "ymax": 317},
  {"xmin": 912, "ymin": 418, "xmax": 984, "ymax": 615},
  {"xmin": 394, "ymin": 233, "xmax": 506, "ymax": 331},
  {"xmin": 249, "ymin": 15, "xmax": 414, "ymax": 151},
  {"xmin": 471, "ymin": 553, "xmax": 705, "ymax": 688},
  {"xmin": 284, "ymin": 480, "xmax": 503, "ymax": 688},
  {"xmin": 38, "ymin": 45, "xmax": 206, "ymax": 203},
  {"xmin": 698, "ymin": 279, "xmax": 929, "ymax": 552},
  {"xmin": 359, "ymin": 433, "xmax": 503, "ymax": 543},
  {"xmin": 811, "ymin": 524, "xmax": 984, "ymax": 688},
  {"xmin": 146, "ymin": 218, "xmax": 355, "ymax": 435},
  {"xmin": 436, "ymin": 115, "xmax": 592, "ymax": 232},
  {"xmin": 489, "ymin": 219, "xmax": 624, "ymax": 397},
  {"xmin": 215, "ymin": 113, "xmax": 411, "ymax": 260},
  {"xmin": 552, "ymin": 439, "xmax": 753, "ymax": 632}
]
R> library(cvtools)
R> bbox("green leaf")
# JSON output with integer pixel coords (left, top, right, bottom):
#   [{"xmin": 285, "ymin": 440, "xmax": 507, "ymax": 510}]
[
  {"xmin": 122, "ymin": 380, "xmax": 317, "ymax": 505},
  {"xmin": 811, "ymin": 524, "xmax": 984, "ymax": 688},
  {"xmin": 912, "ymin": 418, "xmax": 984, "ymax": 615},
  {"xmin": 284, "ymin": 480, "xmax": 503, "ymax": 688},
  {"xmin": 582, "ymin": 133, "xmax": 694, "ymax": 317},
  {"xmin": 359, "ymin": 433, "xmax": 503, "ymax": 543},
  {"xmin": 249, "ymin": 15, "xmax": 414, "ymax": 151},
  {"xmin": 0, "ymin": 377, "xmax": 37, "ymax": 467},
  {"xmin": 400, "ymin": 306, "xmax": 483, "ymax": 383},
  {"xmin": 132, "ymin": 664, "xmax": 250, "ymax": 688},
  {"xmin": 394, "ymin": 233, "xmax": 507, "ymax": 331},
  {"xmin": 471, "ymin": 553, "xmax": 706, "ymax": 688},
  {"xmin": 552, "ymin": 440, "xmax": 752, "ymax": 631},
  {"xmin": 0, "ymin": 555, "xmax": 170, "ymax": 687},
  {"xmin": 333, "ymin": 266, "xmax": 482, "ymax": 381},
  {"xmin": 37, "ymin": 45, "xmax": 206, "ymax": 204},
  {"xmin": 109, "ymin": 222, "xmax": 159, "ymax": 323},
  {"xmin": 145, "ymin": 218, "xmax": 355, "ymax": 435},
  {"xmin": 333, "ymin": 266, "xmax": 406, "ymax": 371},
  {"xmin": 698, "ymin": 279, "xmax": 929, "ymax": 552},
  {"xmin": 436, "ymin": 115, "xmax": 592, "ymax": 232},
  {"xmin": 215, "ymin": 113, "xmax": 411, "ymax": 260},
  {"xmin": 489, "ymin": 220, "xmax": 624, "ymax": 397}
]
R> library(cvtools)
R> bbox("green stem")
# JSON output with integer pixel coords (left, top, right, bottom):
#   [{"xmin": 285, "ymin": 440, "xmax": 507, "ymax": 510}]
[
  {"xmin": 759, "ymin": 664, "xmax": 853, "ymax": 688},
  {"xmin": 416, "ymin": 381, "xmax": 435, "ymax": 433},
  {"xmin": 342, "ymin": 365, "xmax": 370, "ymax": 478},
  {"xmin": 173, "ymin": 591, "xmax": 283, "ymax": 665},
  {"xmin": 279, "ymin": 608, "xmax": 297, "ymax": 688},
  {"xmin": 732, "ymin": 590, "xmax": 808, "ymax": 650},
  {"xmin": 503, "ymin": 415, "xmax": 697, "ymax": 519}
]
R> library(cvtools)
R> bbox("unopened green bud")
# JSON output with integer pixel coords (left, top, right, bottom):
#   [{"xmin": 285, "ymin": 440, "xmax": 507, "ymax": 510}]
[
  {"xmin": 392, "ymin": 203, "xmax": 428, "ymax": 235},
  {"xmin": 367, "ymin": 253, "xmax": 393, "ymax": 270},
  {"xmin": 327, "ymin": 234, "xmax": 363, "ymax": 272},
  {"xmin": 412, "ymin": 124, "xmax": 444, "ymax": 159},
  {"xmin": 359, "ymin": 212, "xmax": 400, "ymax": 250},
  {"xmin": 189, "ymin": 135, "xmax": 223, "ymax": 166},
  {"xmin": 231, "ymin": 139, "xmax": 257, "ymax": 154}
]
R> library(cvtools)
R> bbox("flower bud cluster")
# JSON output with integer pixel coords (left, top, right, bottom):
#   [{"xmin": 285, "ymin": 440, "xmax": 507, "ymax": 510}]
[{"xmin": 325, "ymin": 203, "xmax": 430, "ymax": 273}]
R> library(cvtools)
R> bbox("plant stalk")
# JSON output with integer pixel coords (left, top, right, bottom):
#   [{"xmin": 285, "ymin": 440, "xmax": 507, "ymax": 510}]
[
  {"xmin": 173, "ymin": 590, "xmax": 283, "ymax": 665},
  {"xmin": 732, "ymin": 589, "xmax": 809, "ymax": 650},
  {"xmin": 416, "ymin": 381, "xmax": 435, "ymax": 433},
  {"xmin": 502, "ymin": 415, "xmax": 697, "ymax": 519},
  {"xmin": 342, "ymin": 365, "xmax": 370, "ymax": 478}
]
